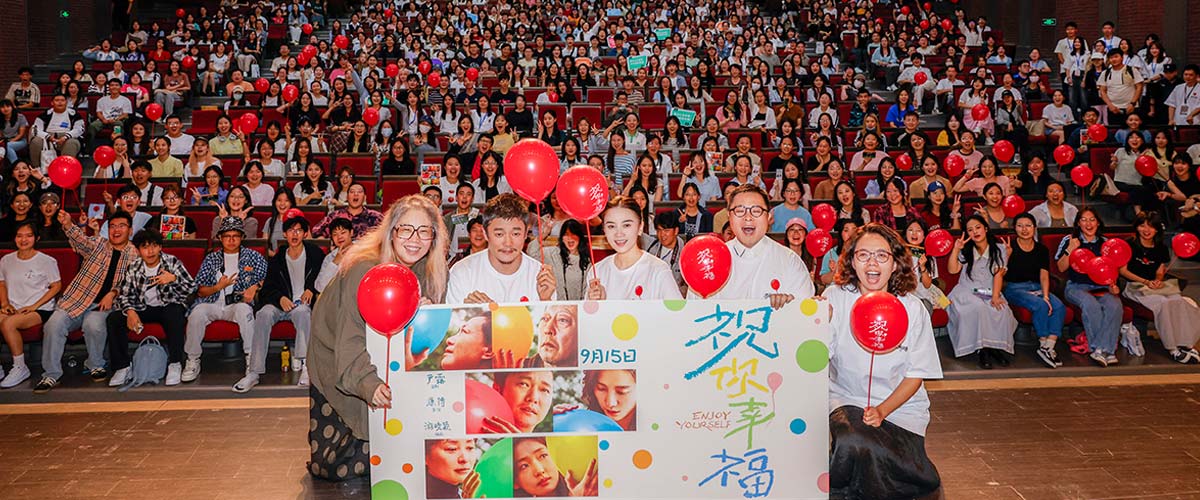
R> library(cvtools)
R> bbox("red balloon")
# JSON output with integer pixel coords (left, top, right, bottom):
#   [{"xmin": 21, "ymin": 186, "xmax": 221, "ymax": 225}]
[
  {"xmin": 384, "ymin": 7, "xmax": 394, "ymax": 17},
  {"xmin": 239, "ymin": 113, "xmax": 259, "ymax": 134},
  {"xmin": 282, "ymin": 84, "xmax": 299, "ymax": 103},
  {"xmin": 254, "ymin": 78, "xmax": 270, "ymax": 94},
  {"xmin": 465, "ymin": 379, "xmax": 515, "ymax": 434},
  {"xmin": 925, "ymin": 229, "xmax": 954, "ymax": 257},
  {"xmin": 919, "ymin": 20, "xmax": 930, "ymax": 30},
  {"xmin": 896, "ymin": 153, "xmax": 913, "ymax": 170},
  {"xmin": 1135, "ymin": 155, "xmax": 1158, "ymax": 177},
  {"xmin": 302, "ymin": 23, "xmax": 313, "ymax": 35},
  {"xmin": 334, "ymin": 35, "xmax": 350, "ymax": 50},
  {"xmin": 1001, "ymin": 194, "xmax": 1026, "ymax": 219},
  {"xmin": 944, "ymin": 154, "xmax": 965, "ymax": 177},
  {"xmin": 971, "ymin": 103, "xmax": 990, "ymax": 121},
  {"xmin": 302, "ymin": 44, "xmax": 318, "ymax": 58},
  {"xmin": 1069, "ymin": 248, "xmax": 1095, "ymax": 273},
  {"xmin": 145, "ymin": 103, "xmax": 164, "ymax": 121},
  {"xmin": 875, "ymin": 17, "xmax": 884, "ymax": 25},
  {"xmin": 417, "ymin": 60, "xmax": 432, "ymax": 75},
  {"xmin": 547, "ymin": 91, "xmax": 559, "ymax": 103},
  {"xmin": 900, "ymin": 6, "xmax": 910, "ymax": 15},
  {"xmin": 1086, "ymin": 256, "xmax": 1118, "ymax": 286},
  {"xmin": 1087, "ymin": 124, "xmax": 1108, "ymax": 142},
  {"xmin": 811, "ymin": 203, "xmax": 836, "ymax": 231},
  {"xmin": 850, "ymin": 291, "xmax": 909, "ymax": 354},
  {"xmin": 805, "ymin": 228, "xmax": 834, "ymax": 257},
  {"xmin": 923, "ymin": 2, "xmax": 932, "ymax": 10},
  {"xmin": 181, "ymin": 56, "xmax": 196, "ymax": 69},
  {"xmin": 93, "ymin": 145, "xmax": 116, "ymax": 167},
  {"xmin": 427, "ymin": 72, "xmax": 442, "ymax": 87},
  {"xmin": 1053, "ymin": 144, "xmax": 1076, "ymax": 165},
  {"xmin": 555, "ymin": 166, "xmax": 609, "ymax": 221},
  {"xmin": 1173, "ymin": 232, "xmax": 1200, "ymax": 258},
  {"xmin": 48, "ymin": 156, "xmax": 82, "ymax": 190},
  {"xmin": 505, "ymin": 139, "xmax": 560, "ymax": 203},
  {"xmin": 297, "ymin": 54, "xmax": 312, "ymax": 67},
  {"xmin": 992, "ymin": 140, "xmax": 1015, "ymax": 162},
  {"xmin": 913, "ymin": 71, "xmax": 928, "ymax": 85},
  {"xmin": 356, "ymin": 263, "xmax": 421, "ymax": 336},
  {"xmin": 362, "ymin": 107, "xmax": 381, "ymax": 126},
  {"xmin": 175, "ymin": 8, "xmax": 185, "ymax": 18},
  {"xmin": 283, "ymin": 208, "xmax": 305, "ymax": 221},
  {"xmin": 385, "ymin": 63, "xmax": 400, "ymax": 78},
  {"xmin": 1070, "ymin": 165, "xmax": 1094, "ymax": 188},
  {"xmin": 1101, "ymin": 238, "xmax": 1132, "ymax": 267},
  {"xmin": 680, "ymin": 234, "xmax": 733, "ymax": 298},
  {"xmin": 466, "ymin": 67, "xmax": 480, "ymax": 82},
  {"xmin": 941, "ymin": 19, "xmax": 953, "ymax": 31}
]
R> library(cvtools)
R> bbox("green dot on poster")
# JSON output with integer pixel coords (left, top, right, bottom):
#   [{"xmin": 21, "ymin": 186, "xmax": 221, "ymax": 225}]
[
  {"xmin": 663, "ymin": 299, "xmax": 687, "ymax": 311},
  {"xmin": 795, "ymin": 340, "xmax": 829, "ymax": 373},
  {"xmin": 372, "ymin": 479, "xmax": 409, "ymax": 500}
]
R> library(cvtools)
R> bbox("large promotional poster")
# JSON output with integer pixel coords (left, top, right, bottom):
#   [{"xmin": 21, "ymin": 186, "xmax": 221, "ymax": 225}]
[{"xmin": 365, "ymin": 299, "xmax": 832, "ymax": 499}]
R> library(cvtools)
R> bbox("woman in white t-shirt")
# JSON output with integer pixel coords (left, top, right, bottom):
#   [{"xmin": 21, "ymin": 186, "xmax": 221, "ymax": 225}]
[
  {"xmin": 822, "ymin": 223, "xmax": 943, "ymax": 498},
  {"xmin": 0, "ymin": 221, "xmax": 62, "ymax": 388},
  {"xmin": 586, "ymin": 196, "xmax": 682, "ymax": 301}
]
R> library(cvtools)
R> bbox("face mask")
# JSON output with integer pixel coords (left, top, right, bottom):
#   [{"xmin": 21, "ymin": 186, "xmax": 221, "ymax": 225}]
[
  {"xmin": 419, "ymin": 123, "xmax": 432, "ymax": 134},
  {"xmin": 381, "ymin": 127, "xmax": 393, "ymax": 137},
  {"xmin": 852, "ymin": 79, "xmax": 864, "ymax": 88},
  {"xmin": 751, "ymin": 83, "xmax": 761, "ymax": 90},
  {"xmin": 1030, "ymin": 74, "xmax": 1040, "ymax": 83}
]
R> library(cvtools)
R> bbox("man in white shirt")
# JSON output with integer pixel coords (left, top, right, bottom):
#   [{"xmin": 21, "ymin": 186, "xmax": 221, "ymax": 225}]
[
  {"xmin": 446, "ymin": 193, "xmax": 557, "ymax": 304},
  {"xmin": 689, "ymin": 185, "xmax": 815, "ymax": 308},
  {"xmin": 164, "ymin": 115, "xmax": 195, "ymax": 155},
  {"xmin": 1054, "ymin": 22, "xmax": 1080, "ymax": 80},
  {"xmin": 934, "ymin": 66, "xmax": 964, "ymax": 112},
  {"xmin": 897, "ymin": 55, "xmax": 935, "ymax": 111},
  {"xmin": 89, "ymin": 79, "xmax": 133, "ymax": 145},
  {"xmin": 1098, "ymin": 48, "xmax": 1145, "ymax": 126},
  {"xmin": 1165, "ymin": 64, "xmax": 1200, "ymax": 126},
  {"xmin": 270, "ymin": 45, "xmax": 292, "ymax": 73},
  {"xmin": 1097, "ymin": 21, "xmax": 1122, "ymax": 52},
  {"xmin": 30, "ymin": 93, "xmax": 85, "ymax": 168}
]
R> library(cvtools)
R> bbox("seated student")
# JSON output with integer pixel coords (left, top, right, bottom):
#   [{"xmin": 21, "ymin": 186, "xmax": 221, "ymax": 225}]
[
  {"xmin": 314, "ymin": 218, "xmax": 355, "ymax": 294},
  {"xmin": 1030, "ymin": 181, "xmax": 1078, "ymax": 228},
  {"xmin": 446, "ymin": 193, "xmax": 557, "ymax": 304},
  {"xmin": 128, "ymin": 160, "xmax": 164, "ymax": 207},
  {"xmin": 183, "ymin": 217, "xmax": 268, "ymax": 384},
  {"xmin": 769, "ymin": 179, "xmax": 814, "ymax": 232},
  {"xmin": 689, "ymin": 185, "xmax": 815, "ymax": 308},
  {"xmin": 100, "ymin": 185, "xmax": 153, "ymax": 237},
  {"xmin": 1119, "ymin": 211, "xmax": 1200, "ymax": 363},
  {"xmin": 512, "ymin": 437, "xmax": 598, "ymax": 497},
  {"xmin": 248, "ymin": 216, "xmax": 326, "ymax": 392},
  {"xmin": 481, "ymin": 371, "xmax": 554, "ymax": 434},
  {"xmin": 1054, "ymin": 208, "xmax": 1124, "ymax": 367},
  {"xmin": 0, "ymin": 221, "xmax": 62, "ymax": 389},
  {"xmin": 586, "ymin": 197, "xmax": 683, "ymax": 301},
  {"xmin": 35, "ymin": 210, "xmax": 139, "ymax": 393},
  {"xmin": 825, "ymin": 223, "xmax": 942, "ymax": 499},
  {"xmin": 1003, "ymin": 213, "xmax": 1068, "ymax": 368},
  {"xmin": 645, "ymin": 212, "xmax": 686, "ymax": 292},
  {"xmin": 311, "ymin": 183, "xmax": 384, "ymax": 239},
  {"xmin": 425, "ymin": 439, "xmax": 483, "ymax": 499},
  {"xmin": 105, "ymin": 229, "xmax": 195, "ymax": 387},
  {"xmin": 947, "ymin": 215, "xmax": 1019, "ymax": 369}
]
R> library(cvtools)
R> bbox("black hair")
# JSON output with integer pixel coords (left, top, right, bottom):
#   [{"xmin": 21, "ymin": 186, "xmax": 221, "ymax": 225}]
[
  {"xmin": 115, "ymin": 184, "xmax": 140, "ymax": 199},
  {"xmin": 283, "ymin": 215, "xmax": 310, "ymax": 232},
  {"xmin": 961, "ymin": 214, "xmax": 1004, "ymax": 279},
  {"xmin": 109, "ymin": 210, "xmax": 134, "ymax": 226},
  {"xmin": 132, "ymin": 228, "xmax": 164, "ymax": 247},
  {"xmin": 328, "ymin": 217, "xmax": 354, "ymax": 235}
]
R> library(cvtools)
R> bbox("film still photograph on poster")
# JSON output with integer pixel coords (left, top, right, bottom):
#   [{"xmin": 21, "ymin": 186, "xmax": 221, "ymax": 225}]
[{"xmin": 366, "ymin": 299, "xmax": 832, "ymax": 499}]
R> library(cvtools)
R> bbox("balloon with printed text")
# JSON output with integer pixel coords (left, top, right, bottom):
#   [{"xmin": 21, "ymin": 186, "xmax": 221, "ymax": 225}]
[{"xmin": 679, "ymin": 234, "xmax": 732, "ymax": 298}]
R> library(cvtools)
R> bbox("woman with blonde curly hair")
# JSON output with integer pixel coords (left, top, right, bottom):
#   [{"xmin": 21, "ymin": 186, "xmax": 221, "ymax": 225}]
[{"xmin": 305, "ymin": 194, "xmax": 449, "ymax": 482}]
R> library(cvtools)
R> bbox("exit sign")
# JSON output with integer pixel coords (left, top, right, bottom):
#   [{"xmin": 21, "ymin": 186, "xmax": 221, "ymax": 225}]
[{"xmin": 1042, "ymin": 18, "xmax": 1056, "ymax": 26}]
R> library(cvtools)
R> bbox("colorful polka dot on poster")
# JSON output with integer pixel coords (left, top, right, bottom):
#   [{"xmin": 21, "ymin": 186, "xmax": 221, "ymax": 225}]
[
  {"xmin": 370, "ymin": 455, "xmax": 382, "ymax": 466},
  {"xmin": 663, "ymin": 299, "xmax": 686, "ymax": 311},
  {"xmin": 795, "ymin": 339, "xmax": 829, "ymax": 373},
  {"xmin": 632, "ymin": 449, "xmax": 653, "ymax": 469},
  {"xmin": 789, "ymin": 418, "xmax": 807, "ymax": 435},
  {"xmin": 401, "ymin": 463, "xmax": 414, "ymax": 473},
  {"xmin": 389, "ymin": 361, "xmax": 400, "ymax": 372},
  {"xmin": 371, "ymin": 479, "xmax": 409, "ymax": 499},
  {"xmin": 452, "ymin": 401, "xmax": 464, "ymax": 413},
  {"xmin": 681, "ymin": 475, "xmax": 689, "ymax": 482},
  {"xmin": 599, "ymin": 440, "xmax": 610, "ymax": 451},
  {"xmin": 817, "ymin": 472, "xmax": 830, "ymax": 493},
  {"xmin": 384, "ymin": 419, "xmax": 403, "ymax": 435},
  {"xmin": 612, "ymin": 314, "xmax": 638, "ymax": 341},
  {"xmin": 583, "ymin": 301, "xmax": 600, "ymax": 314},
  {"xmin": 800, "ymin": 298, "xmax": 819, "ymax": 316},
  {"xmin": 651, "ymin": 423, "xmax": 659, "ymax": 430},
  {"xmin": 604, "ymin": 479, "xmax": 613, "ymax": 488}
]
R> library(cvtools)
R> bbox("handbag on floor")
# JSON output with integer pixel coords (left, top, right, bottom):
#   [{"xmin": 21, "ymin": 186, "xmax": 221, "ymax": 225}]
[
  {"xmin": 39, "ymin": 136, "xmax": 58, "ymax": 169},
  {"xmin": 118, "ymin": 336, "xmax": 168, "ymax": 392},
  {"xmin": 1120, "ymin": 323, "xmax": 1146, "ymax": 357}
]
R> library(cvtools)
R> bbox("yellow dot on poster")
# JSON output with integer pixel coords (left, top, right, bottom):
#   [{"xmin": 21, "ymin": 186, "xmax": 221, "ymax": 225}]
[
  {"xmin": 632, "ymin": 449, "xmax": 653, "ymax": 469},
  {"xmin": 800, "ymin": 298, "xmax": 819, "ymax": 316},
  {"xmin": 385, "ymin": 418, "xmax": 403, "ymax": 435},
  {"xmin": 612, "ymin": 314, "xmax": 638, "ymax": 341},
  {"xmin": 604, "ymin": 479, "xmax": 613, "ymax": 488}
]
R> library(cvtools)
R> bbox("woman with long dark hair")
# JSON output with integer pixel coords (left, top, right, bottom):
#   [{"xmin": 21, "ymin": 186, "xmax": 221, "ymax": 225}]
[
  {"xmin": 947, "ymin": 214, "xmax": 1018, "ymax": 369},
  {"xmin": 1119, "ymin": 211, "xmax": 1200, "ymax": 363},
  {"xmin": 1054, "ymin": 207, "xmax": 1124, "ymax": 366},
  {"xmin": 1002, "ymin": 213, "xmax": 1068, "ymax": 368}
]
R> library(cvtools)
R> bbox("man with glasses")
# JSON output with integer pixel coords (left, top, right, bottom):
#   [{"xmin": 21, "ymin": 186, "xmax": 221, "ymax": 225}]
[
  {"xmin": 248, "ymin": 216, "xmax": 325, "ymax": 391},
  {"xmin": 100, "ymin": 185, "xmax": 152, "ymax": 237},
  {"xmin": 446, "ymin": 193, "xmax": 557, "ymax": 304},
  {"xmin": 312, "ymin": 183, "xmax": 383, "ymax": 239},
  {"xmin": 691, "ymin": 185, "xmax": 814, "ymax": 308},
  {"xmin": 35, "ymin": 210, "xmax": 139, "ymax": 393},
  {"xmin": 183, "ymin": 217, "xmax": 268, "ymax": 384}
]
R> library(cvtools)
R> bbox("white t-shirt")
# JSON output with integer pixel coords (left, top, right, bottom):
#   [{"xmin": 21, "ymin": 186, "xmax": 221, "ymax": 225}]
[
  {"xmin": 689, "ymin": 237, "xmax": 815, "ymax": 300},
  {"xmin": 1041, "ymin": 103, "xmax": 1076, "ymax": 128},
  {"xmin": 1164, "ymin": 82, "xmax": 1200, "ymax": 125},
  {"xmin": 287, "ymin": 249, "xmax": 306, "ymax": 301},
  {"xmin": 167, "ymin": 133, "xmax": 196, "ymax": 156},
  {"xmin": 824, "ymin": 284, "xmax": 943, "ymax": 436},
  {"xmin": 314, "ymin": 247, "xmax": 340, "ymax": 293},
  {"xmin": 142, "ymin": 262, "xmax": 164, "ymax": 307},
  {"xmin": 592, "ymin": 251, "xmax": 683, "ymax": 300},
  {"xmin": 1097, "ymin": 65, "xmax": 1145, "ymax": 109},
  {"xmin": 0, "ymin": 252, "xmax": 60, "ymax": 311},
  {"xmin": 1053, "ymin": 37, "xmax": 1077, "ymax": 72},
  {"xmin": 446, "ymin": 250, "xmax": 553, "ymax": 304},
  {"xmin": 96, "ymin": 95, "xmax": 133, "ymax": 121}
]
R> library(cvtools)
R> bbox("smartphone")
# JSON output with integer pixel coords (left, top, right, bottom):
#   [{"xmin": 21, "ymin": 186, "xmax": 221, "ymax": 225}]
[{"xmin": 88, "ymin": 203, "xmax": 106, "ymax": 220}]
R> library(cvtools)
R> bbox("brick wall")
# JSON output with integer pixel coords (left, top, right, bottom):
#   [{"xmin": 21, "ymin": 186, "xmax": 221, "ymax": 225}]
[
  {"xmin": 0, "ymin": 0, "xmax": 31, "ymax": 83},
  {"xmin": 0, "ymin": 0, "xmax": 103, "ymax": 90},
  {"xmin": 1054, "ymin": 0, "xmax": 1100, "ymax": 41}
]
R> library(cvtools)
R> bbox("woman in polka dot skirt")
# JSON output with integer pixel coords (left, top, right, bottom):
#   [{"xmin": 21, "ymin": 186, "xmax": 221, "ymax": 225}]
[{"xmin": 306, "ymin": 195, "xmax": 450, "ymax": 481}]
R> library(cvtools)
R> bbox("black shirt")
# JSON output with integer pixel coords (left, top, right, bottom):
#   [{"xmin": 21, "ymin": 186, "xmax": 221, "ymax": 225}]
[
  {"xmin": 1126, "ymin": 237, "xmax": 1169, "ymax": 281},
  {"xmin": 490, "ymin": 89, "xmax": 519, "ymax": 105},
  {"xmin": 1006, "ymin": 241, "xmax": 1049, "ymax": 284},
  {"xmin": 94, "ymin": 250, "xmax": 120, "ymax": 304}
]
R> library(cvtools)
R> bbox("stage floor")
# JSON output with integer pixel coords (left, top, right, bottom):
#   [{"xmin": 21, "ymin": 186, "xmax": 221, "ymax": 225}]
[{"xmin": 3, "ymin": 375, "xmax": 1199, "ymax": 499}]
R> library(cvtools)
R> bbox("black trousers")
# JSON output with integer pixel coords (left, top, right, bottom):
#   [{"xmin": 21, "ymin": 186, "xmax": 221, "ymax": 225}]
[
  {"xmin": 106, "ymin": 304, "xmax": 187, "ymax": 369},
  {"xmin": 829, "ymin": 405, "xmax": 941, "ymax": 500}
]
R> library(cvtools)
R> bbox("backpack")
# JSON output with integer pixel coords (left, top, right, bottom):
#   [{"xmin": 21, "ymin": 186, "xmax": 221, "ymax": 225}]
[{"xmin": 118, "ymin": 337, "xmax": 169, "ymax": 392}]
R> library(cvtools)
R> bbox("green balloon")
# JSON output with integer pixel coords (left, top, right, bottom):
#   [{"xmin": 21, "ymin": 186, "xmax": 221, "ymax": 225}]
[
  {"xmin": 473, "ymin": 438, "xmax": 514, "ymax": 498},
  {"xmin": 371, "ymin": 479, "xmax": 409, "ymax": 500}
]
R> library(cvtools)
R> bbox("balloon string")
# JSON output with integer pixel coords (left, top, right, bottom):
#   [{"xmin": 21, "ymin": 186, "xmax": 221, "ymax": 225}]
[
  {"xmin": 584, "ymin": 222, "xmax": 598, "ymax": 280},
  {"xmin": 384, "ymin": 334, "xmax": 391, "ymax": 424},
  {"xmin": 866, "ymin": 352, "xmax": 875, "ymax": 410},
  {"xmin": 536, "ymin": 203, "xmax": 546, "ymax": 266}
]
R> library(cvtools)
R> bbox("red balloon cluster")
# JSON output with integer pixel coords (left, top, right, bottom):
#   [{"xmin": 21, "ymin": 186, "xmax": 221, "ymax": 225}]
[
  {"xmin": 992, "ymin": 140, "xmax": 1015, "ymax": 162},
  {"xmin": 1001, "ymin": 195, "xmax": 1025, "ymax": 218},
  {"xmin": 555, "ymin": 166, "xmax": 609, "ymax": 221},
  {"xmin": 680, "ymin": 234, "xmax": 732, "ymax": 298},
  {"xmin": 811, "ymin": 203, "xmax": 836, "ymax": 231},
  {"xmin": 254, "ymin": 78, "xmax": 270, "ymax": 93},
  {"xmin": 805, "ymin": 228, "xmax": 834, "ymax": 257},
  {"xmin": 1069, "ymin": 248, "xmax": 1094, "ymax": 273},
  {"xmin": 1070, "ymin": 165, "xmax": 1094, "ymax": 188},
  {"xmin": 1174, "ymin": 233, "xmax": 1200, "ymax": 258},
  {"xmin": 1087, "ymin": 256, "xmax": 1118, "ymax": 285},
  {"xmin": 357, "ymin": 263, "xmax": 421, "ymax": 336},
  {"xmin": 925, "ymin": 229, "xmax": 954, "ymax": 257},
  {"xmin": 1101, "ymin": 239, "xmax": 1132, "ymax": 267},
  {"xmin": 944, "ymin": 154, "xmax": 965, "ymax": 177},
  {"xmin": 505, "ymin": 139, "xmax": 559, "ymax": 203},
  {"xmin": 850, "ymin": 291, "xmax": 909, "ymax": 354},
  {"xmin": 48, "ymin": 156, "xmax": 83, "ymax": 190},
  {"xmin": 1053, "ymin": 144, "xmax": 1076, "ymax": 165}
]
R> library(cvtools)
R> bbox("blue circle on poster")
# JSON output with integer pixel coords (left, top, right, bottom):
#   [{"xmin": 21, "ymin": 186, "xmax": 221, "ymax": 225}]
[
  {"xmin": 789, "ymin": 418, "xmax": 807, "ymax": 435},
  {"xmin": 389, "ymin": 361, "xmax": 401, "ymax": 371},
  {"xmin": 599, "ymin": 440, "xmax": 610, "ymax": 451}
]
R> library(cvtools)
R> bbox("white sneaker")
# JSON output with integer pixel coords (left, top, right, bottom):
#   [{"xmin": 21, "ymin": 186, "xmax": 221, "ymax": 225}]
[
  {"xmin": 298, "ymin": 364, "xmax": 310, "ymax": 387},
  {"xmin": 232, "ymin": 373, "xmax": 259, "ymax": 393},
  {"xmin": 108, "ymin": 367, "xmax": 130, "ymax": 387},
  {"xmin": 292, "ymin": 357, "xmax": 304, "ymax": 372},
  {"xmin": 164, "ymin": 363, "xmax": 182, "ymax": 386},
  {"xmin": 0, "ymin": 364, "xmax": 30, "ymax": 388},
  {"xmin": 181, "ymin": 358, "xmax": 201, "ymax": 383},
  {"xmin": 1089, "ymin": 349, "xmax": 1109, "ymax": 367}
]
